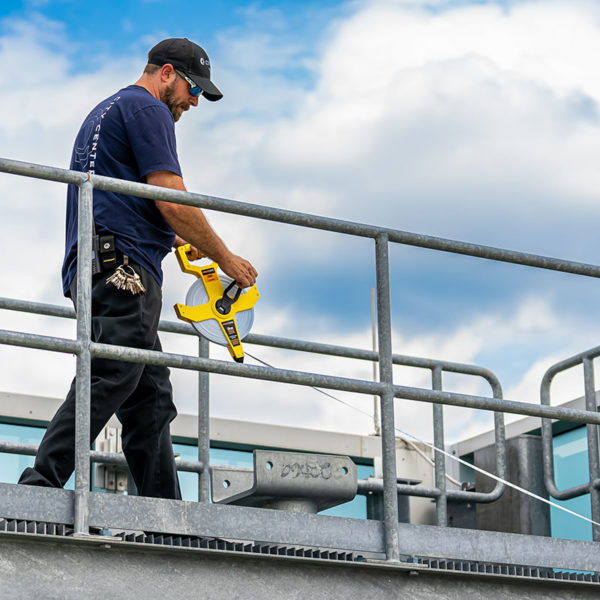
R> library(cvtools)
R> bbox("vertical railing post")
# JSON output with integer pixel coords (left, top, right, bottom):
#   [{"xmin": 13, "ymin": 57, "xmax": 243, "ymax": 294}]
[
  {"xmin": 375, "ymin": 233, "xmax": 400, "ymax": 562},
  {"xmin": 583, "ymin": 357, "xmax": 600, "ymax": 541},
  {"xmin": 540, "ymin": 372, "xmax": 558, "ymax": 501},
  {"xmin": 73, "ymin": 178, "xmax": 93, "ymax": 535},
  {"xmin": 432, "ymin": 366, "xmax": 447, "ymax": 526},
  {"xmin": 198, "ymin": 336, "xmax": 210, "ymax": 502}
]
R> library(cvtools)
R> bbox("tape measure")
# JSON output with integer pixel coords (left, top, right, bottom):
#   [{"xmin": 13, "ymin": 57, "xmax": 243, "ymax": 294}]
[{"xmin": 173, "ymin": 244, "xmax": 260, "ymax": 362}]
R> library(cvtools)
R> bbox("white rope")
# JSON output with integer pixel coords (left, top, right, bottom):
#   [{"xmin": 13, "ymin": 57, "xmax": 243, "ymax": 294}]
[{"xmin": 245, "ymin": 350, "xmax": 600, "ymax": 529}]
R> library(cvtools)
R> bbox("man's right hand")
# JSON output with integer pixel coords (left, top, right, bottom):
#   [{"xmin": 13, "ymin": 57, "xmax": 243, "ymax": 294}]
[{"xmin": 219, "ymin": 252, "xmax": 258, "ymax": 289}]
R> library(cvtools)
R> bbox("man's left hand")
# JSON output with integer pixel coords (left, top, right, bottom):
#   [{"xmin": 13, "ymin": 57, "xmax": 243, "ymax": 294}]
[{"xmin": 173, "ymin": 237, "xmax": 203, "ymax": 261}]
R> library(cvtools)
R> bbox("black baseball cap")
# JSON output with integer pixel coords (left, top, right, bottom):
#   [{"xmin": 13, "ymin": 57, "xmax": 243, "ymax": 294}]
[{"xmin": 148, "ymin": 38, "xmax": 223, "ymax": 102}]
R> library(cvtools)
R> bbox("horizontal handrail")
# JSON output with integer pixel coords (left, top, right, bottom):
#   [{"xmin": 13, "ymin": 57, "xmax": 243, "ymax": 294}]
[
  {"xmin": 0, "ymin": 296, "xmax": 500, "ymax": 386},
  {"xmin": 2, "ymin": 326, "xmax": 599, "ymax": 426},
  {"xmin": 0, "ymin": 441, "xmax": 204, "ymax": 473},
  {"xmin": 0, "ymin": 439, "xmax": 488, "ymax": 502},
  {"xmin": 2, "ymin": 157, "xmax": 600, "ymax": 278}
]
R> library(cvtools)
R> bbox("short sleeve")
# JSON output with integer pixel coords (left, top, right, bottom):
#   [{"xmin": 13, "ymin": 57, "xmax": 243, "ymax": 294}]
[{"xmin": 124, "ymin": 105, "xmax": 182, "ymax": 179}]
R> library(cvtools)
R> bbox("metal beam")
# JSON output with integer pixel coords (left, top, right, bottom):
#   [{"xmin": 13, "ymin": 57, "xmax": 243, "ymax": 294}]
[
  {"xmin": 88, "ymin": 492, "xmax": 385, "ymax": 553},
  {"xmin": 2, "ymin": 482, "xmax": 600, "ymax": 574},
  {"xmin": 397, "ymin": 522, "xmax": 600, "ymax": 572},
  {"xmin": 0, "ymin": 483, "xmax": 73, "ymax": 524}
]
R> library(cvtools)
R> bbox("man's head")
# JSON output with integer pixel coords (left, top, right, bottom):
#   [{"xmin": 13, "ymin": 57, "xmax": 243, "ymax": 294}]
[{"xmin": 142, "ymin": 38, "xmax": 223, "ymax": 121}]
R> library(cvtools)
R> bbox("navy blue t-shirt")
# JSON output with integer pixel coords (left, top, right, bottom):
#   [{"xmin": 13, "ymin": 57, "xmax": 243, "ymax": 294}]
[{"xmin": 62, "ymin": 85, "xmax": 182, "ymax": 295}]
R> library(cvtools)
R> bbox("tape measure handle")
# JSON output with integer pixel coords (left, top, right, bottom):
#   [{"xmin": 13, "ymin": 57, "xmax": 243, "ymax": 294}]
[
  {"xmin": 175, "ymin": 243, "xmax": 206, "ymax": 277},
  {"xmin": 215, "ymin": 280, "xmax": 243, "ymax": 315},
  {"xmin": 223, "ymin": 280, "xmax": 243, "ymax": 302}
]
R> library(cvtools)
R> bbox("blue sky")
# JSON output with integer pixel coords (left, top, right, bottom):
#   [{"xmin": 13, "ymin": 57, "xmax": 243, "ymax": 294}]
[
  {"xmin": 2, "ymin": 0, "xmax": 600, "ymax": 442},
  {"xmin": 0, "ymin": 0, "xmax": 346, "ymax": 80}
]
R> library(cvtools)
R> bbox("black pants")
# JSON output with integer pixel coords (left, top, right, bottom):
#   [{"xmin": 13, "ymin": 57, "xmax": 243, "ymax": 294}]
[{"xmin": 19, "ymin": 264, "xmax": 182, "ymax": 500}]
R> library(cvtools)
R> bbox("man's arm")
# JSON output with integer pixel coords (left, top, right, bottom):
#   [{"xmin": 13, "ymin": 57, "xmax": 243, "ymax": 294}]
[{"xmin": 147, "ymin": 171, "xmax": 257, "ymax": 288}]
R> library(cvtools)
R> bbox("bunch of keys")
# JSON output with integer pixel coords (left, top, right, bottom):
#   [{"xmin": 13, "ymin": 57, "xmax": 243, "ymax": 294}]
[{"xmin": 106, "ymin": 256, "xmax": 146, "ymax": 295}]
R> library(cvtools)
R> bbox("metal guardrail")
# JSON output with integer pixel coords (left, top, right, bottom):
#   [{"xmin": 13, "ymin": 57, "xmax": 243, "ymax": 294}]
[
  {"xmin": 541, "ymin": 347, "xmax": 600, "ymax": 541},
  {"xmin": 2, "ymin": 156, "xmax": 600, "ymax": 562},
  {"xmin": 0, "ymin": 296, "xmax": 507, "ymax": 522}
]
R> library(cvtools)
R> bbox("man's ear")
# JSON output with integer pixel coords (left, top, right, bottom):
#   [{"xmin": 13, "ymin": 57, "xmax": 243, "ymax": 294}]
[{"xmin": 159, "ymin": 63, "xmax": 176, "ymax": 83}]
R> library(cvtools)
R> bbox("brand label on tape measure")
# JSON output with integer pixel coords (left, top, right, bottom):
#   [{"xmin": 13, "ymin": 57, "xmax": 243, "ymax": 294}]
[
  {"xmin": 222, "ymin": 319, "xmax": 240, "ymax": 346},
  {"xmin": 201, "ymin": 267, "xmax": 219, "ymax": 282}
]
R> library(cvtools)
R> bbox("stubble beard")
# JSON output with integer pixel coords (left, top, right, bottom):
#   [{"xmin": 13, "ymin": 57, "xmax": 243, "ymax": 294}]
[{"xmin": 161, "ymin": 79, "xmax": 190, "ymax": 122}]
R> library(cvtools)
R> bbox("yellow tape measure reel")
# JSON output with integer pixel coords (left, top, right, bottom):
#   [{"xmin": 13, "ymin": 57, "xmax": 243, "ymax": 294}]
[{"xmin": 173, "ymin": 244, "xmax": 260, "ymax": 362}]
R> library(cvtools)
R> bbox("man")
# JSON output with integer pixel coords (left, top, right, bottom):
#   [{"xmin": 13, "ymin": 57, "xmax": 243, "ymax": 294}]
[{"xmin": 19, "ymin": 38, "xmax": 257, "ymax": 500}]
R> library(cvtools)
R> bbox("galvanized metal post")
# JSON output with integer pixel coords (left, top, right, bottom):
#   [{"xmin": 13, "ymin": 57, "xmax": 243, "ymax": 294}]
[
  {"xmin": 583, "ymin": 357, "xmax": 600, "ymax": 541},
  {"xmin": 375, "ymin": 233, "xmax": 400, "ymax": 562},
  {"xmin": 432, "ymin": 366, "xmax": 447, "ymax": 526},
  {"xmin": 73, "ymin": 179, "xmax": 93, "ymax": 535},
  {"xmin": 371, "ymin": 288, "xmax": 381, "ymax": 436},
  {"xmin": 198, "ymin": 336, "xmax": 210, "ymax": 502}
]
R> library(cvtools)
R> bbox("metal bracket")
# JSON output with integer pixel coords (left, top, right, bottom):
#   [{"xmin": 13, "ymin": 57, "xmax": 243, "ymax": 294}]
[
  {"xmin": 211, "ymin": 450, "xmax": 357, "ymax": 513},
  {"xmin": 94, "ymin": 426, "xmax": 128, "ymax": 493}
]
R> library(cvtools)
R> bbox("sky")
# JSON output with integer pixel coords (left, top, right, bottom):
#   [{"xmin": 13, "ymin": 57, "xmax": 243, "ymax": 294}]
[{"xmin": 2, "ymin": 0, "xmax": 600, "ymax": 448}]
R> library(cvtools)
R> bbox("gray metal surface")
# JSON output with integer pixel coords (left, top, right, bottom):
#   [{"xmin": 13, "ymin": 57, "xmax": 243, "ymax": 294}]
[
  {"xmin": 4, "ymin": 479, "xmax": 600, "ymax": 572},
  {"xmin": 212, "ymin": 450, "xmax": 357, "ymax": 512},
  {"xmin": 432, "ymin": 366, "xmax": 448, "ymax": 526},
  {"xmin": 197, "ymin": 336, "xmax": 210, "ymax": 502},
  {"xmin": 375, "ymin": 233, "xmax": 401, "ymax": 562},
  {"xmin": 211, "ymin": 466, "xmax": 254, "ymax": 503},
  {"xmin": 73, "ymin": 178, "xmax": 93, "ymax": 535},
  {"xmin": 0, "ymin": 483, "xmax": 74, "ymax": 524},
  {"xmin": 89, "ymin": 490, "xmax": 387, "ymax": 552},
  {"xmin": 584, "ymin": 357, "xmax": 600, "ymax": 540},
  {"xmin": 475, "ymin": 436, "xmax": 550, "ymax": 537},
  {"xmin": 397, "ymin": 521, "xmax": 600, "ymax": 572}
]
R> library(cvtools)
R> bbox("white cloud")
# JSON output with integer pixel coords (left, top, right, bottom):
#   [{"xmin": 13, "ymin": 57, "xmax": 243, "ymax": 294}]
[
  {"xmin": 199, "ymin": 0, "xmax": 600, "ymax": 254},
  {"xmin": 505, "ymin": 357, "xmax": 585, "ymax": 415}
]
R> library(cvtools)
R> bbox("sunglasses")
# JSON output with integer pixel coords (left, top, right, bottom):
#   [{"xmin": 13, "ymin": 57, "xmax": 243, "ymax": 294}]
[{"xmin": 175, "ymin": 69, "xmax": 204, "ymax": 97}]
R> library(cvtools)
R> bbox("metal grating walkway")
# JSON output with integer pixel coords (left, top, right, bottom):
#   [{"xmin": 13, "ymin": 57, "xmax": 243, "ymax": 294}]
[
  {"xmin": 118, "ymin": 531, "xmax": 365, "ymax": 562},
  {"xmin": 0, "ymin": 518, "xmax": 365, "ymax": 562},
  {"xmin": 2, "ymin": 517, "xmax": 599, "ymax": 585},
  {"xmin": 415, "ymin": 556, "xmax": 599, "ymax": 583}
]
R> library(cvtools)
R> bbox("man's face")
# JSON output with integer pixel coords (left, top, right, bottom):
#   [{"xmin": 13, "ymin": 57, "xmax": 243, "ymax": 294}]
[{"xmin": 161, "ymin": 73, "xmax": 197, "ymax": 122}]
